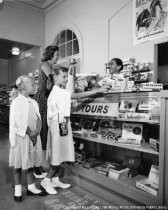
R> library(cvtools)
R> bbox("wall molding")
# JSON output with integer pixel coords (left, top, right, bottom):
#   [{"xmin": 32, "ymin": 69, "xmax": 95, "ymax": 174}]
[
  {"xmin": 44, "ymin": 0, "xmax": 74, "ymax": 15},
  {"xmin": 4, "ymin": 1, "xmax": 44, "ymax": 17},
  {"xmin": 44, "ymin": 0, "xmax": 67, "ymax": 13},
  {"xmin": 4, "ymin": 0, "xmax": 67, "ymax": 16}
]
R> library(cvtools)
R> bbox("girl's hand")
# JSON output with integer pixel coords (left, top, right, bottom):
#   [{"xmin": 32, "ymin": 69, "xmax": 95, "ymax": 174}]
[
  {"xmin": 30, "ymin": 136, "xmax": 37, "ymax": 146},
  {"xmin": 29, "ymin": 133, "xmax": 37, "ymax": 146},
  {"xmin": 31, "ymin": 130, "xmax": 39, "ymax": 137},
  {"xmin": 27, "ymin": 129, "xmax": 38, "ymax": 146},
  {"xmin": 26, "ymin": 127, "xmax": 32, "ymax": 135}
]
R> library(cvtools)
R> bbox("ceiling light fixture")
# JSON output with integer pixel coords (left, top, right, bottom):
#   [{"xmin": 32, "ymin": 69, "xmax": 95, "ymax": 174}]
[
  {"xmin": 0, "ymin": 0, "xmax": 4, "ymax": 4},
  {"xmin": 12, "ymin": 47, "xmax": 20, "ymax": 55}
]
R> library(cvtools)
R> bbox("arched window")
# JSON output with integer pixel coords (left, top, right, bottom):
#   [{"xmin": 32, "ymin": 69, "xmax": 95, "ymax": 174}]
[
  {"xmin": 55, "ymin": 29, "xmax": 79, "ymax": 59},
  {"xmin": 54, "ymin": 29, "xmax": 81, "ymax": 73}
]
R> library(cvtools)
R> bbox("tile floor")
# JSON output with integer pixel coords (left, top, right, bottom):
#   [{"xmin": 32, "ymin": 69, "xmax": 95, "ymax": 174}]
[{"xmin": 0, "ymin": 124, "xmax": 114, "ymax": 210}]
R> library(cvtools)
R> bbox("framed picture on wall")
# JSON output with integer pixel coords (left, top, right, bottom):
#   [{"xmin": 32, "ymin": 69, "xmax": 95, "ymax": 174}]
[{"xmin": 133, "ymin": 0, "xmax": 168, "ymax": 44}]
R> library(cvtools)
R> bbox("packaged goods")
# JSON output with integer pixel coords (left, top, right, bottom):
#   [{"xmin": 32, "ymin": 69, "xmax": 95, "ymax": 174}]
[
  {"xmin": 92, "ymin": 165, "xmax": 110, "ymax": 176},
  {"xmin": 121, "ymin": 123, "xmax": 143, "ymax": 142},
  {"xmin": 75, "ymin": 73, "xmax": 98, "ymax": 92},
  {"xmin": 108, "ymin": 168, "xmax": 130, "ymax": 180},
  {"xmin": 82, "ymin": 158, "xmax": 103, "ymax": 169},
  {"xmin": 123, "ymin": 156, "xmax": 141, "ymax": 177},
  {"xmin": 136, "ymin": 165, "xmax": 159, "ymax": 196},
  {"xmin": 149, "ymin": 138, "xmax": 159, "ymax": 152},
  {"xmin": 99, "ymin": 120, "xmax": 122, "ymax": 141},
  {"xmin": 119, "ymin": 100, "xmax": 139, "ymax": 113}
]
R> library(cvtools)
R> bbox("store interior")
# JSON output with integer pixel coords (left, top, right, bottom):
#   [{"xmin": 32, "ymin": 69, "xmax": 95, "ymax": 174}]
[{"xmin": 0, "ymin": 0, "xmax": 168, "ymax": 209}]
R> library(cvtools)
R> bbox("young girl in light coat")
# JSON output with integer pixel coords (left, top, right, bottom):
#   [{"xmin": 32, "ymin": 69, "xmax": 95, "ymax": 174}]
[
  {"xmin": 9, "ymin": 75, "xmax": 47, "ymax": 202},
  {"xmin": 41, "ymin": 66, "xmax": 108, "ymax": 194}
]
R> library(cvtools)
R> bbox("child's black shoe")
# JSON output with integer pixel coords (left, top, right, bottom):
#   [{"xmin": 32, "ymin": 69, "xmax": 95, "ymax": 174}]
[
  {"xmin": 27, "ymin": 189, "xmax": 47, "ymax": 196},
  {"xmin": 14, "ymin": 194, "xmax": 22, "ymax": 202}
]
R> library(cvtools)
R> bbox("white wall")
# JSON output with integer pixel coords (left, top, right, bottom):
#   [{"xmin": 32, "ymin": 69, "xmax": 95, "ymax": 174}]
[
  {"xmin": 8, "ymin": 47, "xmax": 40, "ymax": 83},
  {"xmin": 109, "ymin": 1, "xmax": 168, "ymax": 63},
  {"xmin": 0, "ymin": 3, "xmax": 45, "ymax": 47},
  {"xmin": 1, "ymin": 0, "xmax": 167, "ymax": 80},
  {"xmin": 45, "ymin": 0, "xmax": 131, "ymax": 75},
  {"xmin": 0, "ymin": 59, "xmax": 8, "ymax": 84},
  {"xmin": 45, "ymin": 0, "xmax": 168, "ymax": 77},
  {"xmin": 0, "ymin": 3, "xmax": 45, "ymax": 84}
]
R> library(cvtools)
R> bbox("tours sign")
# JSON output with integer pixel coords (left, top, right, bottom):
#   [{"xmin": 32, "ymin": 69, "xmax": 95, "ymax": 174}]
[
  {"xmin": 134, "ymin": 0, "xmax": 168, "ymax": 44},
  {"xmin": 71, "ymin": 95, "xmax": 119, "ymax": 117}
]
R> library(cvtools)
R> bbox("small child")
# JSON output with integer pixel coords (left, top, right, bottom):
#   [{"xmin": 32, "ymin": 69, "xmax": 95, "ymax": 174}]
[
  {"xmin": 9, "ymin": 75, "xmax": 47, "ymax": 202},
  {"xmin": 41, "ymin": 66, "xmax": 108, "ymax": 194}
]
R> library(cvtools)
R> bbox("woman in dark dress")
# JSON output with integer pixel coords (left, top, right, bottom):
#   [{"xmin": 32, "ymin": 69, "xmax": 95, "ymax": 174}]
[{"xmin": 33, "ymin": 45, "xmax": 59, "ymax": 178}]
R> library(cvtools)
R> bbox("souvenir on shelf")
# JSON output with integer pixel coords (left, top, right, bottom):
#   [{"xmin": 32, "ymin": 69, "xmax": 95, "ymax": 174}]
[
  {"xmin": 123, "ymin": 156, "xmax": 141, "ymax": 178},
  {"xmin": 119, "ymin": 100, "xmax": 139, "ymax": 113},
  {"xmin": 81, "ymin": 118, "xmax": 99, "ymax": 132},
  {"xmin": 149, "ymin": 138, "xmax": 159, "ymax": 152},
  {"xmin": 82, "ymin": 158, "xmax": 103, "ymax": 169},
  {"xmin": 118, "ymin": 123, "xmax": 143, "ymax": 146},
  {"xmin": 108, "ymin": 167, "xmax": 130, "ymax": 180},
  {"xmin": 92, "ymin": 164, "xmax": 110, "ymax": 176},
  {"xmin": 98, "ymin": 120, "xmax": 122, "ymax": 141},
  {"xmin": 136, "ymin": 165, "xmax": 159, "ymax": 197}
]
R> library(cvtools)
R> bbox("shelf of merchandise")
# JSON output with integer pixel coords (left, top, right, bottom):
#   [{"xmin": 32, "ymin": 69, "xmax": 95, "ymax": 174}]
[
  {"xmin": 0, "ymin": 105, "xmax": 9, "ymax": 124},
  {"xmin": 134, "ymin": 80, "xmax": 149, "ymax": 84},
  {"xmin": 131, "ymin": 70, "xmax": 151, "ymax": 74},
  {"xmin": 66, "ymin": 91, "xmax": 166, "ymax": 206},
  {"xmin": 71, "ymin": 114, "xmax": 160, "ymax": 125},
  {"xmin": 0, "ymin": 91, "xmax": 10, "ymax": 125},
  {"xmin": 116, "ymin": 118, "xmax": 159, "ymax": 125},
  {"xmin": 73, "ymin": 132, "xmax": 159, "ymax": 156},
  {"xmin": 65, "ymin": 164, "xmax": 159, "ymax": 206}
]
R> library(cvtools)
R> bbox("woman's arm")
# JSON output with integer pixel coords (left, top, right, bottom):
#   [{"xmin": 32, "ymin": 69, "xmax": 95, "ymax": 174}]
[
  {"xmin": 71, "ymin": 86, "xmax": 107, "ymax": 99},
  {"xmin": 41, "ymin": 61, "xmax": 52, "ymax": 77}
]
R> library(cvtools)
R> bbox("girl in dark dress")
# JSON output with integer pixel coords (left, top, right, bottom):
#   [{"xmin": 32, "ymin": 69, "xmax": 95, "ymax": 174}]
[{"xmin": 33, "ymin": 45, "xmax": 59, "ymax": 178}]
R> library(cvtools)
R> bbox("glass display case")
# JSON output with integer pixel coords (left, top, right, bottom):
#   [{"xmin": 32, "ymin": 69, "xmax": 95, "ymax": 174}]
[{"xmin": 64, "ymin": 91, "xmax": 168, "ymax": 206}]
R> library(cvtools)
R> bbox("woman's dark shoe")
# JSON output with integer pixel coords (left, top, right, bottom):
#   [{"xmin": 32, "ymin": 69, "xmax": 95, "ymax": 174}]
[
  {"xmin": 27, "ymin": 189, "xmax": 47, "ymax": 196},
  {"xmin": 14, "ymin": 194, "xmax": 22, "ymax": 202},
  {"xmin": 40, "ymin": 166, "xmax": 47, "ymax": 175}
]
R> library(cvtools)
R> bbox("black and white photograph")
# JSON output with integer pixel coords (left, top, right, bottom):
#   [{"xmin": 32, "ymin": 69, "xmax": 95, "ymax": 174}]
[{"xmin": 0, "ymin": 0, "xmax": 168, "ymax": 209}]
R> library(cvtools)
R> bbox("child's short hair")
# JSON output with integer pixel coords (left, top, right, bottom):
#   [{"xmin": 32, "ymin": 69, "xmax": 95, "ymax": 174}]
[
  {"xmin": 16, "ymin": 75, "xmax": 31, "ymax": 91},
  {"xmin": 53, "ymin": 66, "xmax": 69, "ymax": 75}
]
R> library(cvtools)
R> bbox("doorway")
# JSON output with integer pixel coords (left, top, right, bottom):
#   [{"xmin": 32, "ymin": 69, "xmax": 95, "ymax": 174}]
[
  {"xmin": 0, "ymin": 38, "xmax": 40, "ymax": 84},
  {"xmin": 157, "ymin": 42, "xmax": 168, "ymax": 89}
]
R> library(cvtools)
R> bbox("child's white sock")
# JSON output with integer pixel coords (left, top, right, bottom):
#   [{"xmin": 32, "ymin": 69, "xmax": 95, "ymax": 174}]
[
  {"xmin": 43, "ymin": 177, "xmax": 51, "ymax": 182},
  {"xmin": 14, "ymin": 185, "xmax": 22, "ymax": 197},
  {"xmin": 28, "ymin": 183, "xmax": 41, "ymax": 194}
]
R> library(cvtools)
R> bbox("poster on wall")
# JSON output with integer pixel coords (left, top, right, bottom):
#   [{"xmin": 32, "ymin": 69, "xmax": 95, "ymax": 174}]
[{"xmin": 133, "ymin": 0, "xmax": 168, "ymax": 44}]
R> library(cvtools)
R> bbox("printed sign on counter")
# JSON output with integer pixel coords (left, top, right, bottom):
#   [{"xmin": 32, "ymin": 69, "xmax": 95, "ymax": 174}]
[{"xmin": 71, "ymin": 95, "xmax": 119, "ymax": 117}]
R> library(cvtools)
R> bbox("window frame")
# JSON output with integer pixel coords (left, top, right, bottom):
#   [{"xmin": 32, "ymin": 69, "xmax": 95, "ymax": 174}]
[{"xmin": 55, "ymin": 29, "xmax": 80, "ymax": 62}]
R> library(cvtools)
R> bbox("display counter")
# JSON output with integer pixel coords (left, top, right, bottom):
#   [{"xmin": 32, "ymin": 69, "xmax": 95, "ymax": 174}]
[{"xmin": 64, "ymin": 91, "xmax": 168, "ymax": 207}]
